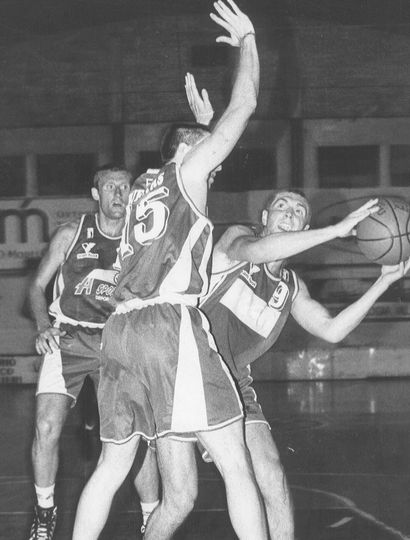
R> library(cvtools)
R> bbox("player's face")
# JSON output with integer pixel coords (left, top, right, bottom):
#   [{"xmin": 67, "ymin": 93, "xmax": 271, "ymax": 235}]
[
  {"xmin": 94, "ymin": 172, "xmax": 131, "ymax": 220},
  {"xmin": 263, "ymin": 192, "xmax": 311, "ymax": 234}
]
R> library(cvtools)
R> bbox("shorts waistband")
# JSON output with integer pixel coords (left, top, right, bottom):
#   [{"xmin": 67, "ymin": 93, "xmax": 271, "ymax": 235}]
[
  {"xmin": 54, "ymin": 318, "xmax": 105, "ymax": 329},
  {"xmin": 115, "ymin": 294, "xmax": 198, "ymax": 314}
]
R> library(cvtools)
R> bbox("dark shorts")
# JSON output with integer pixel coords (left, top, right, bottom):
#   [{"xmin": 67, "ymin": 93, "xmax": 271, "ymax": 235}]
[
  {"xmin": 98, "ymin": 303, "xmax": 243, "ymax": 443},
  {"xmin": 36, "ymin": 323, "xmax": 102, "ymax": 404},
  {"xmin": 237, "ymin": 365, "xmax": 269, "ymax": 427}
]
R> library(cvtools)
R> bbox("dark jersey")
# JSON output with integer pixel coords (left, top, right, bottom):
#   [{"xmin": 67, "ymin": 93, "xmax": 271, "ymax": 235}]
[
  {"xmin": 200, "ymin": 260, "xmax": 299, "ymax": 374},
  {"xmin": 49, "ymin": 214, "xmax": 120, "ymax": 327},
  {"xmin": 114, "ymin": 162, "xmax": 213, "ymax": 305}
]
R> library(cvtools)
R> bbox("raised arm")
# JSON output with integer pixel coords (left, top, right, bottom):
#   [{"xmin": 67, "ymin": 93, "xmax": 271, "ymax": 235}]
[
  {"xmin": 29, "ymin": 223, "xmax": 77, "ymax": 354},
  {"xmin": 291, "ymin": 259, "xmax": 410, "ymax": 343},
  {"xmin": 215, "ymin": 199, "xmax": 379, "ymax": 266},
  {"xmin": 181, "ymin": 0, "xmax": 259, "ymax": 185}
]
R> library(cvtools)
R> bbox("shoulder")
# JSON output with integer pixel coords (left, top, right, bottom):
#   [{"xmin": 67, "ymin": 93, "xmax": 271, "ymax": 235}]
[
  {"xmin": 212, "ymin": 225, "xmax": 254, "ymax": 271},
  {"xmin": 49, "ymin": 220, "xmax": 80, "ymax": 254},
  {"xmin": 217, "ymin": 223, "xmax": 257, "ymax": 256},
  {"xmin": 217, "ymin": 224, "xmax": 255, "ymax": 251}
]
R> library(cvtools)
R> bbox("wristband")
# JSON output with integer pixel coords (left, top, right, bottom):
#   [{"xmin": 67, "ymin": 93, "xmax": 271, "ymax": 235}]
[{"xmin": 241, "ymin": 31, "xmax": 255, "ymax": 41}]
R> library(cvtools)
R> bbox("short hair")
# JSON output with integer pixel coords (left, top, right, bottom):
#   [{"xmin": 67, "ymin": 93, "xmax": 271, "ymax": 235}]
[
  {"xmin": 264, "ymin": 189, "xmax": 312, "ymax": 224},
  {"xmin": 92, "ymin": 164, "xmax": 132, "ymax": 188},
  {"xmin": 160, "ymin": 123, "xmax": 211, "ymax": 163}
]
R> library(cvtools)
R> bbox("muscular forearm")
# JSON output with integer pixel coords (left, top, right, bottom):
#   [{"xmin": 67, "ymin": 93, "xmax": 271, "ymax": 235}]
[
  {"xmin": 322, "ymin": 276, "xmax": 391, "ymax": 343},
  {"xmin": 29, "ymin": 286, "xmax": 52, "ymax": 332},
  {"xmin": 230, "ymin": 34, "xmax": 259, "ymax": 111},
  {"xmin": 230, "ymin": 224, "xmax": 339, "ymax": 263}
]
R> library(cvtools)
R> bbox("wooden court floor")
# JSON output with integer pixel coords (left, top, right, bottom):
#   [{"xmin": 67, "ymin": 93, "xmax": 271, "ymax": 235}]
[{"xmin": 1, "ymin": 379, "xmax": 410, "ymax": 539}]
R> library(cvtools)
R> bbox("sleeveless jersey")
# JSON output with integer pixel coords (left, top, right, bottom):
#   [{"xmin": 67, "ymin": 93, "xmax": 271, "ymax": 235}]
[
  {"xmin": 49, "ymin": 214, "xmax": 120, "ymax": 327},
  {"xmin": 113, "ymin": 162, "xmax": 213, "ymax": 304},
  {"xmin": 200, "ymin": 261, "xmax": 299, "ymax": 373}
]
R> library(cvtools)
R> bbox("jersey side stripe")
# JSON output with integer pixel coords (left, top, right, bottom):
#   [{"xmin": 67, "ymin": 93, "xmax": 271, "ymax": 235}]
[
  {"xmin": 291, "ymin": 270, "xmax": 299, "ymax": 300},
  {"xmin": 159, "ymin": 217, "xmax": 211, "ymax": 297},
  {"xmin": 198, "ymin": 227, "xmax": 213, "ymax": 297}
]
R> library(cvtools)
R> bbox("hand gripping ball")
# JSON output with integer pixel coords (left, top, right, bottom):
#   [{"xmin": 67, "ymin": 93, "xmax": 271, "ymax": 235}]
[{"xmin": 356, "ymin": 197, "xmax": 410, "ymax": 265}]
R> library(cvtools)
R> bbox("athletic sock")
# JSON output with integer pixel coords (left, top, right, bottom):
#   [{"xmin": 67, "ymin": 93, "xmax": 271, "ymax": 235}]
[
  {"xmin": 141, "ymin": 500, "xmax": 160, "ymax": 526},
  {"xmin": 35, "ymin": 484, "xmax": 55, "ymax": 509}
]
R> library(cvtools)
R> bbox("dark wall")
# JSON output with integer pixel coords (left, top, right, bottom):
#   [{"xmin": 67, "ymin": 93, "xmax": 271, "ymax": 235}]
[{"xmin": 1, "ymin": 4, "xmax": 410, "ymax": 128}]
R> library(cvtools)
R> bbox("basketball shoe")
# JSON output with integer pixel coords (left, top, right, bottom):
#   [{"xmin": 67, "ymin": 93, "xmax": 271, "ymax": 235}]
[{"xmin": 29, "ymin": 505, "xmax": 57, "ymax": 540}]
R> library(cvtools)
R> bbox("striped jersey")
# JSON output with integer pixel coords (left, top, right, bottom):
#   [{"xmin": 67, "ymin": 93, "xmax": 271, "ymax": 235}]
[
  {"xmin": 113, "ymin": 162, "xmax": 213, "ymax": 305},
  {"xmin": 49, "ymin": 214, "xmax": 120, "ymax": 327},
  {"xmin": 200, "ymin": 260, "xmax": 299, "ymax": 373}
]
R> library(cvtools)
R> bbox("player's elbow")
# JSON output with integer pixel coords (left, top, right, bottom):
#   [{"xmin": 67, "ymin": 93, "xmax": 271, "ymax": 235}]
[
  {"xmin": 325, "ymin": 333, "xmax": 342, "ymax": 344},
  {"xmin": 243, "ymin": 95, "xmax": 257, "ymax": 115},
  {"xmin": 317, "ymin": 322, "xmax": 345, "ymax": 344},
  {"xmin": 322, "ymin": 328, "xmax": 346, "ymax": 344}
]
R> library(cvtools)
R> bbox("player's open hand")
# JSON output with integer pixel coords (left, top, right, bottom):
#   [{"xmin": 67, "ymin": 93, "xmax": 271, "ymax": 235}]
[
  {"xmin": 35, "ymin": 326, "xmax": 66, "ymax": 355},
  {"xmin": 334, "ymin": 198, "xmax": 379, "ymax": 238},
  {"xmin": 185, "ymin": 73, "xmax": 214, "ymax": 126},
  {"xmin": 380, "ymin": 257, "xmax": 410, "ymax": 285},
  {"xmin": 210, "ymin": 0, "xmax": 255, "ymax": 47}
]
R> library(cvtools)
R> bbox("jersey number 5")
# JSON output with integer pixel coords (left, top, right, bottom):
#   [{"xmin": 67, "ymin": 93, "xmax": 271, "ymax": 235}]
[
  {"xmin": 134, "ymin": 186, "xmax": 170, "ymax": 245},
  {"xmin": 120, "ymin": 187, "xmax": 170, "ymax": 259}
]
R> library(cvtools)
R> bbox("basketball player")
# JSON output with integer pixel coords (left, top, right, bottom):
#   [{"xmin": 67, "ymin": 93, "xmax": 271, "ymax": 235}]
[
  {"xmin": 72, "ymin": 2, "xmax": 268, "ymax": 539},
  {"xmin": 185, "ymin": 76, "xmax": 410, "ymax": 539},
  {"xmin": 28, "ymin": 165, "xmax": 159, "ymax": 540},
  {"xmin": 201, "ymin": 191, "xmax": 410, "ymax": 539}
]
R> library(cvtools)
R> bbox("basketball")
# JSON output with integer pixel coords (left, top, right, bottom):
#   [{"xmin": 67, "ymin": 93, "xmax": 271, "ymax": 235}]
[{"xmin": 356, "ymin": 197, "xmax": 410, "ymax": 265}]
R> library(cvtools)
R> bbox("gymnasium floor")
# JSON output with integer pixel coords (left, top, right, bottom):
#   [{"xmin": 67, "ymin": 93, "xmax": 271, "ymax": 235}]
[{"xmin": 1, "ymin": 379, "xmax": 410, "ymax": 540}]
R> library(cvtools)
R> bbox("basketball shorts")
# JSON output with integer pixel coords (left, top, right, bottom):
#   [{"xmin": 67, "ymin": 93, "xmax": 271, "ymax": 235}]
[
  {"xmin": 98, "ymin": 303, "xmax": 243, "ymax": 443},
  {"xmin": 237, "ymin": 365, "xmax": 269, "ymax": 427},
  {"xmin": 36, "ymin": 323, "xmax": 102, "ymax": 405}
]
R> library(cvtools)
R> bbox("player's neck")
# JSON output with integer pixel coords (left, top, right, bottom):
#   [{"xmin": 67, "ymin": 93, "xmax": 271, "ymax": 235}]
[{"xmin": 97, "ymin": 213, "xmax": 125, "ymax": 238}]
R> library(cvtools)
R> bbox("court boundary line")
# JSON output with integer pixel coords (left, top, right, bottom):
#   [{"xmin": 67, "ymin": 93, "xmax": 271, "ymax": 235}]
[{"xmin": 294, "ymin": 485, "xmax": 410, "ymax": 540}]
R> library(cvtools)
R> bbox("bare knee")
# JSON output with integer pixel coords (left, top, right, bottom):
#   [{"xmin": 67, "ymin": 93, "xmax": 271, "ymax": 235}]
[
  {"xmin": 165, "ymin": 484, "xmax": 197, "ymax": 519},
  {"xmin": 34, "ymin": 413, "xmax": 63, "ymax": 447},
  {"xmin": 215, "ymin": 445, "xmax": 254, "ymax": 480},
  {"xmin": 163, "ymin": 473, "xmax": 197, "ymax": 518},
  {"xmin": 258, "ymin": 457, "xmax": 286, "ymax": 491}
]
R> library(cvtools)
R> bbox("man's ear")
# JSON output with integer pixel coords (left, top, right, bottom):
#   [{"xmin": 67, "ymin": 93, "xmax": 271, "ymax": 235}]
[
  {"xmin": 91, "ymin": 187, "xmax": 99, "ymax": 202},
  {"xmin": 261, "ymin": 210, "xmax": 268, "ymax": 226}
]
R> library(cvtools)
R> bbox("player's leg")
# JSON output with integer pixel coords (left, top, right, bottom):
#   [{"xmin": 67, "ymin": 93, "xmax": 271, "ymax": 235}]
[
  {"xmin": 132, "ymin": 442, "xmax": 161, "ymax": 531},
  {"xmin": 32, "ymin": 393, "xmax": 72, "ymax": 495},
  {"xmin": 239, "ymin": 371, "xmax": 294, "ymax": 538},
  {"xmin": 30, "ymin": 325, "xmax": 91, "ymax": 540},
  {"xmin": 198, "ymin": 420, "xmax": 269, "ymax": 540},
  {"xmin": 72, "ymin": 437, "xmax": 141, "ymax": 540},
  {"xmin": 30, "ymin": 393, "xmax": 72, "ymax": 539},
  {"xmin": 143, "ymin": 438, "xmax": 197, "ymax": 540},
  {"xmin": 246, "ymin": 422, "xmax": 294, "ymax": 540},
  {"xmin": 74, "ymin": 312, "xmax": 158, "ymax": 538}
]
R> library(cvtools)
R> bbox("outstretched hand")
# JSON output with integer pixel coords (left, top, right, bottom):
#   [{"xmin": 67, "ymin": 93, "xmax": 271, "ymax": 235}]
[
  {"xmin": 210, "ymin": 0, "xmax": 255, "ymax": 47},
  {"xmin": 380, "ymin": 257, "xmax": 410, "ymax": 286},
  {"xmin": 185, "ymin": 73, "xmax": 214, "ymax": 126},
  {"xmin": 334, "ymin": 198, "xmax": 379, "ymax": 238}
]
